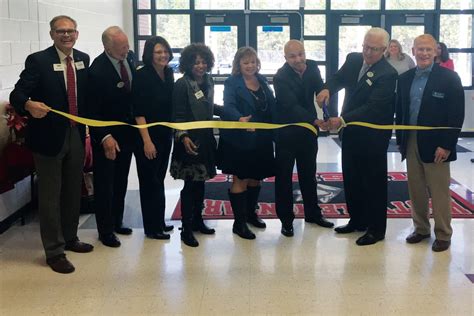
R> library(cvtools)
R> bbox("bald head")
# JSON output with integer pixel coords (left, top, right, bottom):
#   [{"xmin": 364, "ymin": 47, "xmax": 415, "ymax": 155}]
[
  {"xmin": 284, "ymin": 40, "xmax": 306, "ymax": 74},
  {"xmin": 102, "ymin": 26, "xmax": 129, "ymax": 61}
]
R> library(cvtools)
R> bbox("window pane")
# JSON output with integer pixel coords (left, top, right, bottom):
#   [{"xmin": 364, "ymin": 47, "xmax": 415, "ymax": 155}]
[
  {"xmin": 156, "ymin": 15, "xmax": 190, "ymax": 48},
  {"xmin": 196, "ymin": 0, "xmax": 244, "ymax": 10},
  {"xmin": 137, "ymin": 0, "xmax": 150, "ymax": 10},
  {"xmin": 205, "ymin": 26, "xmax": 238, "ymax": 75},
  {"xmin": 391, "ymin": 25, "xmax": 425, "ymax": 56},
  {"xmin": 441, "ymin": 0, "xmax": 474, "ymax": 10},
  {"xmin": 386, "ymin": 0, "xmax": 435, "ymax": 10},
  {"xmin": 156, "ymin": 0, "xmax": 189, "ymax": 9},
  {"xmin": 138, "ymin": 15, "xmax": 151, "ymax": 36},
  {"xmin": 251, "ymin": 0, "xmax": 299, "ymax": 10},
  {"xmin": 304, "ymin": 15, "xmax": 325, "ymax": 36},
  {"xmin": 331, "ymin": 0, "xmax": 380, "ymax": 10},
  {"xmin": 257, "ymin": 25, "xmax": 290, "ymax": 74},
  {"xmin": 138, "ymin": 40, "xmax": 146, "ymax": 61},
  {"xmin": 304, "ymin": 1, "xmax": 325, "ymax": 10},
  {"xmin": 440, "ymin": 15, "xmax": 473, "ymax": 48},
  {"xmin": 304, "ymin": 40, "xmax": 326, "ymax": 61},
  {"xmin": 451, "ymin": 53, "xmax": 472, "ymax": 86}
]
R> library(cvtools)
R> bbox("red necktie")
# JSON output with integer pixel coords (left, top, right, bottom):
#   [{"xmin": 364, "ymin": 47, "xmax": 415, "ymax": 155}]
[
  {"xmin": 66, "ymin": 56, "xmax": 77, "ymax": 125},
  {"xmin": 119, "ymin": 60, "xmax": 130, "ymax": 91}
]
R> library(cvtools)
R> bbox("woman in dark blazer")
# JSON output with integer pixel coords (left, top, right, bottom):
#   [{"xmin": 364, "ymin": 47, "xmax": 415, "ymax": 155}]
[
  {"xmin": 133, "ymin": 36, "xmax": 174, "ymax": 240},
  {"xmin": 218, "ymin": 47, "xmax": 276, "ymax": 239},
  {"xmin": 170, "ymin": 43, "xmax": 217, "ymax": 247}
]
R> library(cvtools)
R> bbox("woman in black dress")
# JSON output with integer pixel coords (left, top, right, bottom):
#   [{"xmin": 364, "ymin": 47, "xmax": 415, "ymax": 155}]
[
  {"xmin": 170, "ymin": 43, "xmax": 217, "ymax": 247},
  {"xmin": 218, "ymin": 47, "xmax": 276, "ymax": 239},
  {"xmin": 133, "ymin": 36, "xmax": 174, "ymax": 239}
]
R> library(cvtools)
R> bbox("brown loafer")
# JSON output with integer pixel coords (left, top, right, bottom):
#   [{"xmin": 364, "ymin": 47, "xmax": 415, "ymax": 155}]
[
  {"xmin": 406, "ymin": 232, "xmax": 430, "ymax": 244},
  {"xmin": 432, "ymin": 239, "xmax": 451, "ymax": 252},
  {"xmin": 65, "ymin": 240, "xmax": 94, "ymax": 253},
  {"xmin": 46, "ymin": 254, "xmax": 75, "ymax": 274}
]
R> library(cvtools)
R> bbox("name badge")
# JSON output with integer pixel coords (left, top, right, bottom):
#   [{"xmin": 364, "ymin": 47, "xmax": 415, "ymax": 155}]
[
  {"xmin": 194, "ymin": 90, "xmax": 204, "ymax": 99},
  {"xmin": 432, "ymin": 91, "xmax": 445, "ymax": 99},
  {"xmin": 366, "ymin": 79, "xmax": 373, "ymax": 86},
  {"xmin": 53, "ymin": 64, "xmax": 64, "ymax": 71},
  {"xmin": 75, "ymin": 61, "xmax": 85, "ymax": 70}
]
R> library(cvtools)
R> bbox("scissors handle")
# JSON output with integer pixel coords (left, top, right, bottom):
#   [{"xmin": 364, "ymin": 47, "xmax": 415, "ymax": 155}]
[{"xmin": 322, "ymin": 102, "xmax": 330, "ymax": 121}]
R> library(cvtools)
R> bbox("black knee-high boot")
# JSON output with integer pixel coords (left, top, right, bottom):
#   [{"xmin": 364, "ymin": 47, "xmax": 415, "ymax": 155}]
[
  {"xmin": 180, "ymin": 186, "xmax": 199, "ymax": 247},
  {"xmin": 229, "ymin": 190, "xmax": 255, "ymax": 240},
  {"xmin": 246, "ymin": 185, "xmax": 266, "ymax": 228},
  {"xmin": 191, "ymin": 182, "xmax": 215, "ymax": 234}
]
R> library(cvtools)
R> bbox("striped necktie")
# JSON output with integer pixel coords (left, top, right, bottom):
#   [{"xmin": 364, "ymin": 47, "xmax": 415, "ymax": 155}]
[{"xmin": 66, "ymin": 56, "xmax": 77, "ymax": 125}]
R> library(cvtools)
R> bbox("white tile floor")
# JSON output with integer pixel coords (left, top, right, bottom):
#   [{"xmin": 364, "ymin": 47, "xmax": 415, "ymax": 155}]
[{"xmin": 0, "ymin": 136, "xmax": 473, "ymax": 315}]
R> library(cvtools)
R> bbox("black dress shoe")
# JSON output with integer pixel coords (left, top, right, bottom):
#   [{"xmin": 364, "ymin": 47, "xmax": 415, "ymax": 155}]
[
  {"xmin": 115, "ymin": 226, "xmax": 133, "ymax": 235},
  {"xmin": 356, "ymin": 233, "xmax": 384, "ymax": 246},
  {"xmin": 163, "ymin": 224, "xmax": 174, "ymax": 232},
  {"xmin": 305, "ymin": 216, "xmax": 334, "ymax": 228},
  {"xmin": 99, "ymin": 233, "xmax": 121, "ymax": 248},
  {"xmin": 281, "ymin": 224, "xmax": 294, "ymax": 237},
  {"xmin": 65, "ymin": 240, "xmax": 94, "ymax": 253},
  {"xmin": 247, "ymin": 216, "xmax": 266, "ymax": 228},
  {"xmin": 46, "ymin": 254, "xmax": 75, "ymax": 274},
  {"xmin": 181, "ymin": 230, "xmax": 199, "ymax": 247},
  {"xmin": 193, "ymin": 222, "xmax": 216, "ymax": 235},
  {"xmin": 334, "ymin": 223, "xmax": 366, "ymax": 234},
  {"xmin": 146, "ymin": 232, "xmax": 170, "ymax": 240}
]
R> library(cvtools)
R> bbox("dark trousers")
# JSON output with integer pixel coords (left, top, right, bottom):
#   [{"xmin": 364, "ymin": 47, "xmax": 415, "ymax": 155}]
[
  {"xmin": 33, "ymin": 126, "xmax": 84, "ymax": 259},
  {"xmin": 92, "ymin": 141, "xmax": 134, "ymax": 236},
  {"xmin": 135, "ymin": 136, "xmax": 172, "ymax": 235},
  {"xmin": 341, "ymin": 141, "xmax": 388, "ymax": 237},
  {"xmin": 275, "ymin": 129, "xmax": 320, "ymax": 225}
]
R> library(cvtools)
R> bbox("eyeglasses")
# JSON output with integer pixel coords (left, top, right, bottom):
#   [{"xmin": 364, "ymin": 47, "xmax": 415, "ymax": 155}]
[
  {"xmin": 362, "ymin": 45, "xmax": 385, "ymax": 53},
  {"xmin": 54, "ymin": 29, "xmax": 77, "ymax": 36}
]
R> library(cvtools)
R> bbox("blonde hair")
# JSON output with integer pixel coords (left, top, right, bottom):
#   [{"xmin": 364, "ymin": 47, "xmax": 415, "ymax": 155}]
[
  {"xmin": 385, "ymin": 39, "xmax": 406, "ymax": 61},
  {"xmin": 231, "ymin": 47, "xmax": 261, "ymax": 76}
]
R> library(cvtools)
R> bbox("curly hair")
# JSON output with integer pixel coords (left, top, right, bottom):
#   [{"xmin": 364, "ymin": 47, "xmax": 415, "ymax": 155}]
[
  {"xmin": 179, "ymin": 43, "xmax": 215, "ymax": 75},
  {"xmin": 231, "ymin": 46, "xmax": 261, "ymax": 76},
  {"xmin": 142, "ymin": 36, "xmax": 173, "ymax": 67}
]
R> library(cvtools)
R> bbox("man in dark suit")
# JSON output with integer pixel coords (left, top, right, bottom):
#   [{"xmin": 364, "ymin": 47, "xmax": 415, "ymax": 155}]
[
  {"xmin": 396, "ymin": 34, "xmax": 464, "ymax": 252},
  {"xmin": 273, "ymin": 40, "xmax": 334, "ymax": 237},
  {"xmin": 87, "ymin": 26, "xmax": 138, "ymax": 248},
  {"xmin": 316, "ymin": 28, "xmax": 397, "ymax": 246},
  {"xmin": 10, "ymin": 15, "xmax": 93, "ymax": 274}
]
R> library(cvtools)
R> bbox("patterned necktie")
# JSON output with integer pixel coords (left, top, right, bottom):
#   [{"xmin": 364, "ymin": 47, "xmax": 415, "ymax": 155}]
[
  {"xmin": 119, "ymin": 60, "xmax": 131, "ymax": 91},
  {"xmin": 358, "ymin": 62, "xmax": 370, "ymax": 81},
  {"xmin": 66, "ymin": 56, "xmax": 77, "ymax": 125}
]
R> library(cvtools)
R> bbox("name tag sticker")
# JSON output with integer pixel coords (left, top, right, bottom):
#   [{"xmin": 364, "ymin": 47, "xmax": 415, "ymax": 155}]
[
  {"xmin": 53, "ymin": 64, "xmax": 64, "ymax": 71},
  {"xmin": 366, "ymin": 79, "xmax": 373, "ymax": 86},
  {"xmin": 75, "ymin": 61, "xmax": 85, "ymax": 70},
  {"xmin": 194, "ymin": 90, "xmax": 204, "ymax": 99},
  {"xmin": 432, "ymin": 91, "xmax": 445, "ymax": 99}
]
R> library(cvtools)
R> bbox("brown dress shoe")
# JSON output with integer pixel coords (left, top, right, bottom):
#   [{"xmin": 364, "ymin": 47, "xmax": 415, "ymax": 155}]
[
  {"xmin": 406, "ymin": 232, "xmax": 430, "ymax": 244},
  {"xmin": 46, "ymin": 254, "xmax": 75, "ymax": 274},
  {"xmin": 65, "ymin": 240, "xmax": 94, "ymax": 253},
  {"xmin": 432, "ymin": 239, "xmax": 451, "ymax": 252}
]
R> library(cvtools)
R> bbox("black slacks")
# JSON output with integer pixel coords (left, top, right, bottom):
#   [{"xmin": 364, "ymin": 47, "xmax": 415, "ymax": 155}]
[
  {"xmin": 275, "ymin": 128, "xmax": 320, "ymax": 225},
  {"xmin": 92, "ymin": 139, "xmax": 135, "ymax": 236},
  {"xmin": 135, "ymin": 135, "xmax": 172, "ymax": 235}
]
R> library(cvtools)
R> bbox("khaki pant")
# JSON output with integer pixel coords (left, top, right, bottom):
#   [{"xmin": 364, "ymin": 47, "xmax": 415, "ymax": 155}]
[{"xmin": 406, "ymin": 132, "xmax": 452, "ymax": 241}]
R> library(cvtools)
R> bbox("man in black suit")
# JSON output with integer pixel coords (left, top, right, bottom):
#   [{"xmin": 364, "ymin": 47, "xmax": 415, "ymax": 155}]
[
  {"xmin": 273, "ymin": 40, "xmax": 334, "ymax": 237},
  {"xmin": 396, "ymin": 34, "xmax": 464, "ymax": 252},
  {"xmin": 316, "ymin": 28, "xmax": 397, "ymax": 246},
  {"xmin": 10, "ymin": 15, "xmax": 93, "ymax": 274},
  {"xmin": 87, "ymin": 26, "xmax": 138, "ymax": 248}
]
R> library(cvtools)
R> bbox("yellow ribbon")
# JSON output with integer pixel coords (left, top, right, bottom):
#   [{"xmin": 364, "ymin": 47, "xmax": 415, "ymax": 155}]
[{"xmin": 49, "ymin": 108, "xmax": 465, "ymax": 133}]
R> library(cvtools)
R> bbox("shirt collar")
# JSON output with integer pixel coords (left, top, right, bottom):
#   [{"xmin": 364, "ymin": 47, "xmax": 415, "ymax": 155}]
[
  {"xmin": 105, "ymin": 51, "xmax": 124, "ymax": 65},
  {"xmin": 415, "ymin": 63, "xmax": 434, "ymax": 76},
  {"xmin": 54, "ymin": 46, "xmax": 73, "ymax": 61}
]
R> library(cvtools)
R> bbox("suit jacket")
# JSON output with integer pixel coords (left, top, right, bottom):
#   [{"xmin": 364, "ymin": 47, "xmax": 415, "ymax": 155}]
[
  {"xmin": 220, "ymin": 73, "xmax": 276, "ymax": 150},
  {"xmin": 324, "ymin": 53, "xmax": 397, "ymax": 151},
  {"xmin": 396, "ymin": 63, "xmax": 465, "ymax": 162},
  {"xmin": 88, "ymin": 51, "xmax": 137, "ymax": 147},
  {"xmin": 10, "ymin": 46, "xmax": 89, "ymax": 156}
]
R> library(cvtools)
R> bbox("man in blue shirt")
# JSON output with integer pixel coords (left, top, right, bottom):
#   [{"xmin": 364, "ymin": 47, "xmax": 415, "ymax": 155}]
[{"xmin": 396, "ymin": 34, "xmax": 465, "ymax": 252}]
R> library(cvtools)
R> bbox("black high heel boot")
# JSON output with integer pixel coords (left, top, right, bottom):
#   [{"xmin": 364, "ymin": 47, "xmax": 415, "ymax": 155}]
[
  {"xmin": 246, "ymin": 185, "xmax": 266, "ymax": 228},
  {"xmin": 180, "ymin": 190, "xmax": 199, "ymax": 247},
  {"xmin": 229, "ymin": 190, "xmax": 256, "ymax": 240}
]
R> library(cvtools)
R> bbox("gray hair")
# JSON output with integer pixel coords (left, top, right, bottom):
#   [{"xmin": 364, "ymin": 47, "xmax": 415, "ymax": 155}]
[
  {"xmin": 365, "ymin": 27, "xmax": 390, "ymax": 47},
  {"xmin": 102, "ymin": 26, "xmax": 125, "ymax": 47}
]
